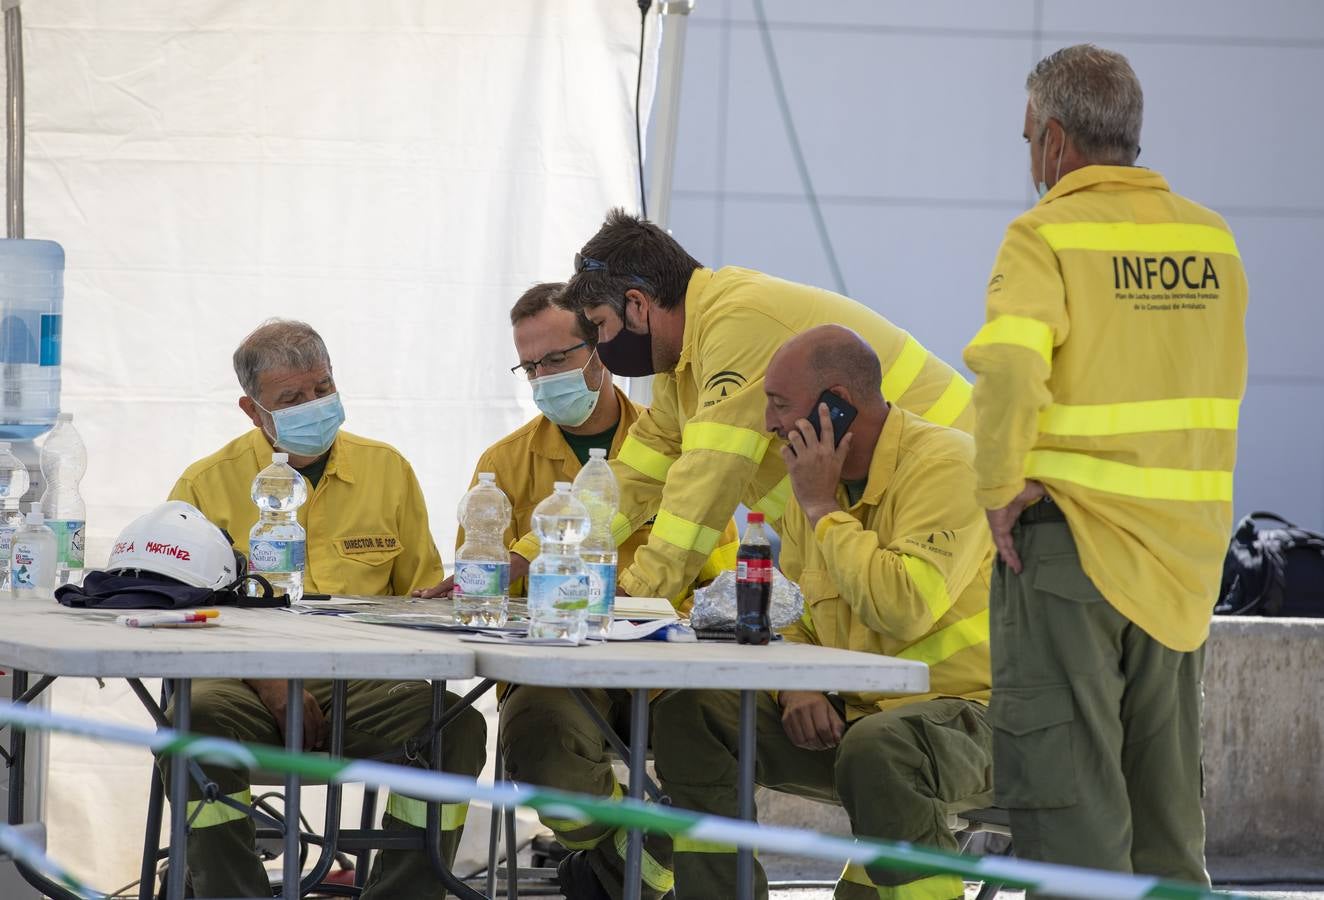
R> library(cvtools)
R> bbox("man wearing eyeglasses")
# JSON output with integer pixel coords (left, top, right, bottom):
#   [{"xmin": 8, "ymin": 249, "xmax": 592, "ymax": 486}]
[
  {"xmin": 422, "ymin": 282, "xmax": 735, "ymax": 900},
  {"xmin": 501, "ymin": 209, "xmax": 973, "ymax": 610}
]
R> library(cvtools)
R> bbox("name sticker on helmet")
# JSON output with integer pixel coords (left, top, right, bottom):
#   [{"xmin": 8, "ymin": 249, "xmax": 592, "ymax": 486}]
[{"xmin": 144, "ymin": 541, "xmax": 191, "ymax": 562}]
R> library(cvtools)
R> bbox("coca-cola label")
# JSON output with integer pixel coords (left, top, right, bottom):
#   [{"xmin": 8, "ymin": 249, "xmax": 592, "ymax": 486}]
[{"xmin": 737, "ymin": 558, "xmax": 773, "ymax": 583}]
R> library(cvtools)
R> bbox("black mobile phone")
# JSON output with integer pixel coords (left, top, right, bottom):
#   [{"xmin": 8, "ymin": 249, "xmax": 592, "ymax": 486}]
[{"xmin": 808, "ymin": 390, "xmax": 857, "ymax": 447}]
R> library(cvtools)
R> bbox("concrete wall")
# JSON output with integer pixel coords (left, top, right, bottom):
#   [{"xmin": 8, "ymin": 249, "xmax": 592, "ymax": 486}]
[{"xmin": 655, "ymin": 0, "xmax": 1324, "ymax": 528}]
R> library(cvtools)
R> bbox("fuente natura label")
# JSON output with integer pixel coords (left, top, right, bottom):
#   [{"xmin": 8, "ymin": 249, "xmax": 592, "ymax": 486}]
[
  {"xmin": 528, "ymin": 573, "xmax": 589, "ymax": 613},
  {"xmin": 250, "ymin": 539, "xmax": 306, "ymax": 574},
  {"xmin": 454, "ymin": 562, "xmax": 510, "ymax": 598}
]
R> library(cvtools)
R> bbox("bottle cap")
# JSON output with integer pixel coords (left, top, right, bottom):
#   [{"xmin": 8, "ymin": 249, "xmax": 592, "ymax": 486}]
[
  {"xmin": 25, "ymin": 510, "xmax": 43, "ymax": 525},
  {"xmin": 553, "ymin": 481, "xmax": 571, "ymax": 491},
  {"xmin": 746, "ymin": 512, "xmax": 765, "ymax": 523},
  {"xmin": 478, "ymin": 472, "xmax": 496, "ymax": 483},
  {"xmin": 272, "ymin": 452, "xmax": 289, "ymax": 464},
  {"xmin": 589, "ymin": 448, "xmax": 607, "ymax": 459}
]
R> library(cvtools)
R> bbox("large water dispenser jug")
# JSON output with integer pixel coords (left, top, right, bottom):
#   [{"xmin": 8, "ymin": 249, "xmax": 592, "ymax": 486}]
[{"xmin": 0, "ymin": 239, "xmax": 63, "ymax": 441}]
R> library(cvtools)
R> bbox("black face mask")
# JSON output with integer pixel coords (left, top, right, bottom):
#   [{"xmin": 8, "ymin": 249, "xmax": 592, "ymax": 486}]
[{"xmin": 596, "ymin": 307, "xmax": 656, "ymax": 377}]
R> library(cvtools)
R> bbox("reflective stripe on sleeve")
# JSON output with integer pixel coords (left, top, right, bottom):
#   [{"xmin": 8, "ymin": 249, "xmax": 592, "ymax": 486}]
[
  {"xmin": 611, "ymin": 512, "xmax": 635, "ymax": 547},
  {"xmin": 880, "ymin": 337, "xmax": 928, "ymax": 403},
  {"xmin": 1036, "ymin": 221, "xmax": 1241, "ymax": 257},
  {"xmin": 617, "ymin": 436, "xmax": 676, "ymax": 483},
  {"xmin": 1025, "ymin": 449, "xmax": 1233, "ymax": 502},
  {"xmin": 966, "ymin": 315, "xmax": 1053, "ymax": 366},
  {"xmin": 751, "ymin": 476, "xmax": 792, "ymax": 522},
  {"xmin": 652, "ymin": 510, "xmax": 723, "ymax": 557},
  {"xmin": 900, "ymin": 555, "xmax": 954, "ymax": 621},
  {"xmin": 919, "ymin": 374, "xmax": 972, "ymax": 427},
  {"xmin": 1038, "ymin": 397, "xmax": 1240, "ymax": 437},
  {"xmin": 897, "ymin": 610, "xmax": 989, "ymax": 667},
  {"xmin": 681, "ymin": 421, "xmax": 770, "ymax": 463}
]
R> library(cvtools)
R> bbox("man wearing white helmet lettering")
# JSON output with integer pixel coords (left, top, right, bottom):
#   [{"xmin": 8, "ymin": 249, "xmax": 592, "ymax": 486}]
[{"xmin": 162, "ymin": 319, "xmax": 486, "ymax": 899}]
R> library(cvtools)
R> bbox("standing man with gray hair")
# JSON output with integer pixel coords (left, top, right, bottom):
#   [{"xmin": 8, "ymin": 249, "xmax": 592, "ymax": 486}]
[
  {"xmin": 964, "ymin": 45, "xmax": 1248, "ymax": 883},
  {"xmin": 165, "ymin": 318, "xmax": 486, "ymax": 898}
]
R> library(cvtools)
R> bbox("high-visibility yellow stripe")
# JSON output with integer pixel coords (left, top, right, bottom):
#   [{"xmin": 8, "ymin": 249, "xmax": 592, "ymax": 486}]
[
  {"xmin": 1038, "ymin": 397, "xmax": 1240, "ymax": 437},
  {"xmin": 617, "ymin": 436, "xmax": 675, "ymax": 482},
  {"xmin": 751, "ymin": 475, "xmax": 792, "ymax": 522},
  {"xmin": 652, "ymin": 510, "xmax": 722, "ymax": 556},
  {"xmin": 881, "ymin": 336, "xmax": 927, "ymax": 402},
  {"xmin": 920, "ymin": 374, "xmax": 972, "ymax": 427},
  {"xmin": 875, "ymin": 873, "xmax": 967, "ymax": 900},
  {"xmin": 699, "ymin": 540, "xmax": 740, "ymax": 581},
  {"xmin": 611, "ymin": 512, "xmax": 635, "ymax": 547},
  {"xmin": 901, "ymin": 555, "xmax": 953, "ymax": 621},
  {"xmin": 544, "ymin": 782, "xmax": 623, "ymax": 833},
  {"xmin": 1036, "ymin": 221, "xmax": 1240, "ymax": 257},
  {"xmin": 841, "ymin": 861, "xmax": 873, "ymax": 885},
  {"xmin": 1025, "ymin": 449, "xmax": 1233, "ymax": 502},
  {"xmin": 682, "ymin": 421, "xmax": 770, "ymax": 463},
  {"xmin": 612, "ymin": 826, "xmax": 675, "ymax": 892},
  {"xmin": 186, "ymin": 789, "xmax": 252, "ymax": 830},
  {"xmin": 386, "ymin": 793, "xmax": 468, "ymax": 831},
  {"xmin": 674, "ymin": 835, "xmax": 736, "ymax": 854},
  {"xmin": 898, "ymin": 610, "xmax": 989, "ymax": 666},
  {"xmin": 966, "ymin": 315, "xmax": 1053, "ymax": 366}
]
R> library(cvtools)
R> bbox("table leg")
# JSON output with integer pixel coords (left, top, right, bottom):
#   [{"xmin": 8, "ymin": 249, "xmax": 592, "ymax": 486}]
[
  {"xmin": 736, "ymin": 689, "xmax": 757, "ymax": 900},
  {"xmin": 622, "ymin": 686, "xmax": 648, "ymax": 900},
  {"xmin": 284, "ymin": 678, "xmax": 304, "ymax": 898},
  {"xmin": 166, "ymin": 678, "xmax": 192, "ymax": 900},
  {"xmin": 6, "ymin": 669, "xmax": 27, "ymax": 828}
]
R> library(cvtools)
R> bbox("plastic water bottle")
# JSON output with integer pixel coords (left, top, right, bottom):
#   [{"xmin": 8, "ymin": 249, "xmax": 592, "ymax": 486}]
[
  {"xmin": 527, "ymin": 482, "xmax": 590, "ymax": 641},
  {"xmin": 0, "ymin": 442, "xmax": 29, "ymax": 590},
  {"xmin": 248, "ymin": 452, "xmax": 307, "ymax": 601},
  {"xmin": 453, "ymin": 472, "xmax": 513, "ymax": 626},
  {"xmin": 38, "ymin": 412, "xmax": 86, "ymax": 586},
  {"xmin": 573, "ymin": 448, "xmax": 619, "ymax": 638},
  {"xmin": 10, "ymin": 509, "xmax": 56, "ymax": 597},
  {"xmin": 0, "ymin": 239, "xmax": 64, "ymax": 441}
]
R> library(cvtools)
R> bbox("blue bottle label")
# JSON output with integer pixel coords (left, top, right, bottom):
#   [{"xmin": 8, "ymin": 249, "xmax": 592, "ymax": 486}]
[
  {"xmin": 585, "ymin": 563, "xmax": 616, "ymax": 616},
  {"xmin": 454, "ymin": 562, "xmax": 509, "ymax": 599},
  {"xmin": 527, "ymin": 573, "xmax": 589, "ymax": 613},
  {"xmin": 40, "ymin": 314, "xmax": 62, "ymax": 366},
  {"xmin": 48, "ymin": 519, "xmax": 85, "ymax": 567},
  {"xmin": 249, "ymin": 539, "xmax": 306, "ymax": 573}
]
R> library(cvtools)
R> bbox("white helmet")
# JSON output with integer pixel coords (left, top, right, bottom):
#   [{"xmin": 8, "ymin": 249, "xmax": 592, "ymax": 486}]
[{"xmin": 105, "ymin": 500, "xmax": 240, "ymax": 590}]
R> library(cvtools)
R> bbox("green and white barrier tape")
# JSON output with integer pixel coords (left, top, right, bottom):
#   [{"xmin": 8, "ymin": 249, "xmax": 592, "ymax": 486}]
[
  {"xmin": 0, "ymin": 700, "xmax": 1243, "ymax": 900},
  {"xmin": 0, "ymin": 822, "xmax": 100, "ymax": 899}
]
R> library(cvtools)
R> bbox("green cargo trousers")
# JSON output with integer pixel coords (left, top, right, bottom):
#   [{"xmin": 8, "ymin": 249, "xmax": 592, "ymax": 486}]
[
  {"xmin": 990, "ymin": 500, "xmax": 1208, "ymax": 894},
  {"xmin": 499, "ymin": 685, "xmax": 674, "ymax": 900},
  {"xmin": 161, "ymin": 677, "xmax": 487, "ymax": 899},
  {"xmin": 653, "ymin": 689, "xmax": 993, "ymax": 900}
]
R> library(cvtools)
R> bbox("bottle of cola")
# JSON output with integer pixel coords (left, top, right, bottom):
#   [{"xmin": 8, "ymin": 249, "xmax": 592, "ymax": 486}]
[{"xmin": 735, "ymin": 512, "xmax": 773, "ymax": 645}]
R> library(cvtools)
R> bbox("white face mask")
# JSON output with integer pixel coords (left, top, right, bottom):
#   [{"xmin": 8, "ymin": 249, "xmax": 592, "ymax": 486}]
[
  {"xmin": 530, "ymin": 352, "xmax": 604, "ymax": 427},
  {"xmin": 1036, "ymin": 126, "xmax": 1066, "ymax": 199}
]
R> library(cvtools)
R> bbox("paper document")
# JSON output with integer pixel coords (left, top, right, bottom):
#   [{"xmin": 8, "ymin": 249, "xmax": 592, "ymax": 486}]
[{"xmin": 611, "ymin": 596, "xmax": 677, "ymax": 620}]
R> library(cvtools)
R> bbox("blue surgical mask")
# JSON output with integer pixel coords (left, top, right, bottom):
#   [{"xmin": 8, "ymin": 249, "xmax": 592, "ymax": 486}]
[
  {"xmin": 1036, "ymin": 126, "xmax": 1066, "ymax": 199},
  {"xmin": 258, "ymin": 392, "xmax": 345, "ymax": 457},
  {"xmin": 531, "ymin": 353, "xmax": 603, "ymax": 427}
]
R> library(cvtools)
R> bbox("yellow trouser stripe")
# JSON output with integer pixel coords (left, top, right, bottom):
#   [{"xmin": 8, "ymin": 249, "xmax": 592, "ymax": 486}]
[
  {"xmin": 544, "ymin": 783, "xmax": 623, "ymax": 833},
  {"xmin": 1038, "ymin": 397, "xmax": 1240, "ymax": 437},
  {"xmin": 966, "ymin": 315, "xmax": 1053, "ymax": 366},
  {"xmin": 901, "ymin": 555, "xmax": 953, "ymax": 621},
  {"xmin": 1025, "ymin": 449, "xmax": 1233, "ymax": 502},
  {"xmin": 674, "ymin": 835, "xmax": 737, "ymax": 854},
  {"xmin": 652, "ymin": 510, "xmax": 723, "ymax": 556},
  {"xmin": 876, "ymin": 873, "xmax": 967, "ymax": 900},
  {"xmin": 1036, "ymin": 220, "xmax": 1241, "ymax": 257},
  {"xmin": 751, "ymin": 475, "xmax": 792, "ymax": 522},
  {"xmin": 386, "ymin": 793, "xmax": 468, "ymax": 830},
  {"xmin": 699, "ymin": 540, "xmax": 740, "ymax": 581},
  {"xmin": 613, "ymin": 826, "xmax": 675, "ymax": 892},
  {"xmin": 842, "ymin": 861, "xmax": 873, "ymax": 885},
  {"xmin": 618, "ymin": 436, "xmax": 676, "ymax": 483},
  {"xmin": 920, "ymin": 374, "xmax": 971, "ymax": 427},
  {"xmin": 682, "ymin": 421, "xmax": 770, "ymax": 463},
  {"xmin": 881, "ymin": 336, "xmax": 927, "ymax": 403},
  {"xmin": 898, "ymin": 610, "xmax": 989, "ymax": 666},
  {"xmin": 611, "ymin": 512, "xmax": 635, "ymax": 547},
  {"xmin": 186, "ymin": 789, "xmax": 252, "ymax": 830}
]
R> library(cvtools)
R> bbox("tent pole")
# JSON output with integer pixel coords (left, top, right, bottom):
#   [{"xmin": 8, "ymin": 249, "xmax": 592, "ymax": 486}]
[{"xmin": 4, "ymin": 0, "xmax": 23, "ymax": 239}]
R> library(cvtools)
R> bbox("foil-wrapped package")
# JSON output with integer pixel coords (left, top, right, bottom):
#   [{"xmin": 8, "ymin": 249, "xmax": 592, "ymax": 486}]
[{"xmin": 689, "ymin": 568, "xmax": 804, "ymax": 630}]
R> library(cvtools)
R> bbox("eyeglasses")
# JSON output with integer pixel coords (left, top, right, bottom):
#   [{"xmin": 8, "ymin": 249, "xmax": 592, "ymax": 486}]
[
  {"xmin": 573, "ymin": 253, "xmax": 653, "ymax": 290},
  {"xmin": 511, "ymin": 341, "xmax": 590, "ymax": 379}
]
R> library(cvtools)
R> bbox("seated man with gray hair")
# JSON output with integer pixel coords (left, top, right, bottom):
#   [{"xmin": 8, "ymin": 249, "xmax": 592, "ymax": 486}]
[{"xmin": 163, "ymin": 318, "xmax": 487, "ymax": 898}]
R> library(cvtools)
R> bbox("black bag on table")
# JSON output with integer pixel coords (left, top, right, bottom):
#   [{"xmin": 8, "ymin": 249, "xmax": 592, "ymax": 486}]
[{"xmin": 1216, "ymin": 511, "xmax": 1324, "ymax": 617}]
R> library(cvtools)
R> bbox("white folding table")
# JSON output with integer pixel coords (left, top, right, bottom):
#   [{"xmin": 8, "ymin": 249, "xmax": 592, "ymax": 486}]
[
  {"xmin": 471, "ymin": 637, "xmax": 930, "ymax": 900},
  {"xmin": 0, "ymin": 597, "xmax": 478, "ymax": 900}
]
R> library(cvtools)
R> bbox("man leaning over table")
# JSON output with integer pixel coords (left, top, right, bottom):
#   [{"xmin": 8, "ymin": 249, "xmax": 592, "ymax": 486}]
[
  {"xmin": 162, "ymin": 318, "xmax": 486, "ymax": 898},
  {"xmin": 653, "ymin": 325, "xmax": 995, "ymax": 900}
]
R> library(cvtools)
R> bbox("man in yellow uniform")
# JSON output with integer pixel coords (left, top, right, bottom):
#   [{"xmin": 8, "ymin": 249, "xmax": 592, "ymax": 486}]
[
  {"xmin": 165, "ymin": 318, "xmax": 487, "ymax": 898},
  {"xmin": 964, "ymin": 45, "xmax": 1248, "ymax": 884},
  {"xmin": 436, "ymin": 283, "xmax": 734, "ymax": 900},
  {"xmin": 506, "ymin": 210, "xmax": 973, "ymax": 604},
  {"xmin": 654, "ymin": 326, "xmax": 994, "ymax": 900}
]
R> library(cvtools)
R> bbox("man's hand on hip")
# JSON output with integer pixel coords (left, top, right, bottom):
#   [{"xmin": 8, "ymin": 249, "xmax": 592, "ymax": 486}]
[
  {"xmin": 985, "ymin": 480, "xmax": 1047, "ymax": 574},
  {"xmin": 246, "ymin": 679, "xmax": 328, "ymax": 751},
  {"xmin": 778, "ymin": 690, "xmax": 845, "ymax": 751}
]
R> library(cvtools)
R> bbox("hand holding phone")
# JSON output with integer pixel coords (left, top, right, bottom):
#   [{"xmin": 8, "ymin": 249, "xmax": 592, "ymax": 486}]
[{"xmin": 808, "ymin": 390, "xmax": 857, "ymax": 448}]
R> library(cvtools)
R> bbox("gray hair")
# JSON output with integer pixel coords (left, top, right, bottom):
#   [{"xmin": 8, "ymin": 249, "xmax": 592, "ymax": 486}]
[
  {"xmin": 232, "ymin": 318, "xmax": 331, "ymax": 399},
  {"xmin": 1026, "ymin": 44, "xmax": 1143, "ymax": 165}
]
